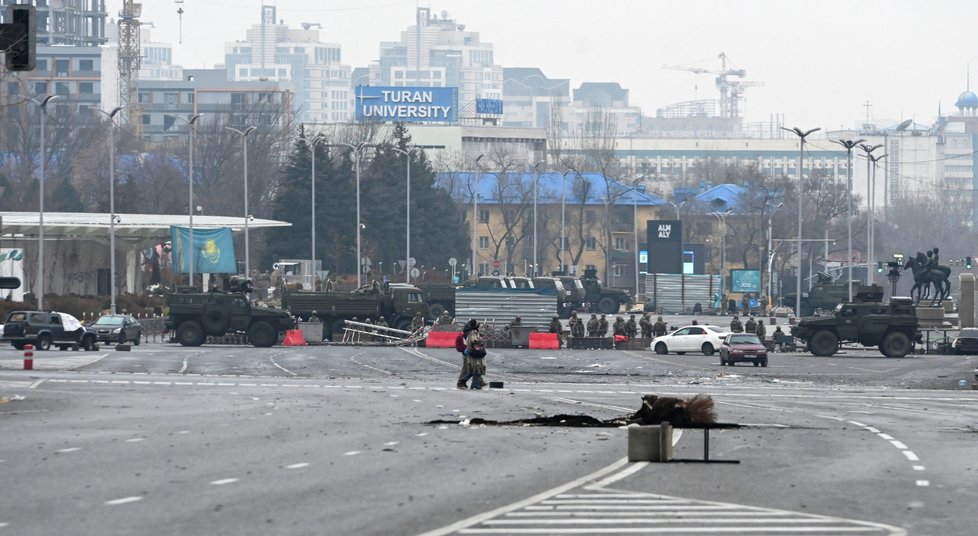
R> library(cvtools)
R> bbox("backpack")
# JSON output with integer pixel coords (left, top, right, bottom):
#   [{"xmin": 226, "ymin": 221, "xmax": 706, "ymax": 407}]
[{"xmin": 455, "ymin": 333, "xmax": 466, "ymax": 353}]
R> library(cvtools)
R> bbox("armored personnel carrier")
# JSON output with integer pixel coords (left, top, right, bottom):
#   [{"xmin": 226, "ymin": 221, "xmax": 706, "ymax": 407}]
[
  {"xmin": 785, "ymin": 272, "xmax": 861, "ymax": 317},
  {"xmin": 792, "ymin": 285, "xmax": 919, "ymax": 358},
  {"xmin": 165, "ymin": 277, "xmax": 294, "ymax": 347},
  {"xmin": 581, "ymin": 268, "xmax": 631, "ymax": 314}
]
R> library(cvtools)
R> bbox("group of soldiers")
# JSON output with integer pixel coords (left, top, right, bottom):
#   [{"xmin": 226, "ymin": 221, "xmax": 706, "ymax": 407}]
[
  {"xmin": 553, "ymin": 312, "xmax": 670, "ymax": 340},
  {"xmin": 728, "ymin": 315, "xmax": 768, "ymax": 339}
]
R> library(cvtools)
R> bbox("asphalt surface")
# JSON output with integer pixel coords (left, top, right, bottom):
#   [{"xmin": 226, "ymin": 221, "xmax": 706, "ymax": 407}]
[{"xmin": 1, "ymin": 338, "xmax": 977, "ymax": 535}]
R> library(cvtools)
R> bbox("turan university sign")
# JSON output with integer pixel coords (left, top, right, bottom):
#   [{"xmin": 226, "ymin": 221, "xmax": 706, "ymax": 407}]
[{"xmin": 355, "ymin": 86, "xmax": 458, "ymax": 123}]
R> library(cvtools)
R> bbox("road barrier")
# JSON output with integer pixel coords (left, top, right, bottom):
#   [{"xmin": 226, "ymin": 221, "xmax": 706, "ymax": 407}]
[
  {"xmin": 426, "ymin": 331, "xmax": 460, "ymax": 348},
  {"xmin": 528, "ymin": 332, "xmax": 559, "ymax": 350},
  {"xmin": 23, "ymin": 343, "xmax": 33, "ymax": 370}
]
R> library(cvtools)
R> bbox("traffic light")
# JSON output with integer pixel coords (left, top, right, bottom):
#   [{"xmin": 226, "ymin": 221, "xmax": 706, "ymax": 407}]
[
  {"xmin": 2, "ymin": 5, "xmax": 35, "ymax": 71},
  {"xmin": 876, "ymin": 261, "xmax": 884, "ymax": 273},
  {"xmin": 967, "ymin": 256, "xmax": 973, "ymax": 269}
]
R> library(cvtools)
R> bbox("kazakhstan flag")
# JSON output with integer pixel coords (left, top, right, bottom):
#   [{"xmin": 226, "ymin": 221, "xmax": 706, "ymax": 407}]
[{"xmin": 170, "ymin": 226, "xmax": 237, "ymax": 274}]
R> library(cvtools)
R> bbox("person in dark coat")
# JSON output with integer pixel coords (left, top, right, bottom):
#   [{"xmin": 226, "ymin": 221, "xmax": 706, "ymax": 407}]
[
  {"xmin": 730, "ymin": 316, "xmax": 743, "ymax": 333},
  {"xmin": 653, "ymin": 316, "xmax": 668, "ymax": 337},
  {"xmin": 639, "ymin": 314, "xmax": 652, "ymax": 339},
  {"xmin": 625, "ymin": 315, "xmax": 638, "ymax": 338},
  {"xmin": 587, "ymin": 314, "xmax": 599, "ymax": 337},
  {"xmin": 755, "ymin": 319, "xmax": 766, "ymax": 340},
  {"xmin": 613, "ymin": 316, "xmax": 626, "ymax": 336},
  {"xmin": 598, "ymin": 314, "xmax": 609, "ymax": 337},
  {"xmin": 745, "ymin": 316, "xmax": 757, "ymax": 334}
]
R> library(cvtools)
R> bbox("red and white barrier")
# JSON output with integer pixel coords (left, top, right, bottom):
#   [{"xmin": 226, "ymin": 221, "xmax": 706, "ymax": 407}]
[{"xmin": 23, "ymin": 344, "xmax": 33, "ymax": 370}]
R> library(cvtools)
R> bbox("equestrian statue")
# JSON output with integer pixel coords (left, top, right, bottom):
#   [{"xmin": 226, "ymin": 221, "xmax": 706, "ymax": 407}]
[{"xmin": 903, "ymin": 248, "xmax": 951, "ymax": 305}]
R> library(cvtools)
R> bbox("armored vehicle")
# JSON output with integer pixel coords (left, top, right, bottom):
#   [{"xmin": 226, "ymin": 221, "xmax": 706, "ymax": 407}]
[
  {"xmin": 553, "ymin": 274, "xmax": 588, "ymax": 312},
  {"xmin": 581, "ymin": 268, "xmax": 631, "ymax": 314},
  {"xmin": 416, "ymin": 282, "xmax": 458, "ymax": 319},
  {"xmin": 165, "ymin": 278, "xmax": 294, "ymax": 347},
  {"xmin": 281, "ymin": 281, "xmax": 428, "ymax": 336},
  {"xmin": 792, "ymin": 286, "xmax": 919, "ymax": 358},
  {"xmin": 785, "ymin": 272, "xmax": 861, "ymax": 317},
  {"xmin": 532, "ymin": 277, "xmax": 572, "ymax": 317}
]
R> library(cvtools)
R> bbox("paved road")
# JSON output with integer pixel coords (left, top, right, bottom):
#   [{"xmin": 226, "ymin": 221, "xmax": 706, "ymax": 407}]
[{"xmin": 1, "ymin": 342, "xmax": 977, "ymax": 535}]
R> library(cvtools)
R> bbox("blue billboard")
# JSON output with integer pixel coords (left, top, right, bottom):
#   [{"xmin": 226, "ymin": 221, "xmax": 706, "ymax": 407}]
[
  {"xmin": 476, "ymin": 98, "xmax": 503, "ymax": 115},
  {"xmin": 730, "ymin": 269, "xmax": 761, "ymax": 293},
  {"xmin": 355, "ymin": 86, "xmax": 458, "ymax": 123}
]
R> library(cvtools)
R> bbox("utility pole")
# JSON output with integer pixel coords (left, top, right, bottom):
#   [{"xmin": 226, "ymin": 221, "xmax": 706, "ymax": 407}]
[{"xmin": 782, "ymin": 126, "xmax": 821, "ymax": 318}]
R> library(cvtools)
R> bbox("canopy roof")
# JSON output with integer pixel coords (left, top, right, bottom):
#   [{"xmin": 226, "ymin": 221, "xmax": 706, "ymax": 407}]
[{"xmin": 0, "ymin": 212, "xmax": 291, "ymax": 240}]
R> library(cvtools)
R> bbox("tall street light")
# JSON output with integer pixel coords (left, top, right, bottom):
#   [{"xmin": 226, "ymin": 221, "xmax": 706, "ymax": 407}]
[
  {"xmin": 32, "ymin": 94, "xmax": 57, "ymax": 311},
  {"xmin": 531, "ymin": 161, "xmax": 545, "ymax": 276},
  {"xmin": 225, "ymin": 125, "xmax": 256, "ymax": 278},
  {"xmin": 666, "ymin": 199, "xmax": 686, "ymax": 220},
  {"xmin": 831, "ymin": 138, "xmax": 865, "ymax": 301},
  {"xmin": 93, "ymin": 106, "xmax": 124, "ymax": 314},
  {"xmin": 859, "ymin": 143, "xmax": 884, "ymax": 286},
  {"xmin": 782, "ymin": 126, "xmax": 821, "ymax": 317},
  {"xmin": 766, "ymin": 202, "xmax": 783, "ymax": 310},
  {"xmin": 473, "ymin": 154, "xmax": 487, "ymax": 278},
  {"xmin": 712, "ymin": 210, "xmax": 732, "ymax": 298},
  {"xmin": 303, "ymin": 131, "xmax": 324, "ymax": 289},
  {"xmin": 173, "ymin": 114, "xmax": 203, "ymax": 288},
  {"xmin": 391, "ymin": 144, "xmax": 446, "ymax": 284},
  {"xmin": 866, "ymin": 154, "xmax": 888, "ymax": 285},
  {"xmin": 560, "ymin": 169, "xmax": 578, "ymax": 273}
]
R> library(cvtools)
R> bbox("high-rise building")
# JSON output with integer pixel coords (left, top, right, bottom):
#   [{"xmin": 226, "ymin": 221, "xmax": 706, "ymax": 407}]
[
  {"xmin": 223, "ymin": 5, "xmax": 351, "ymax": 124},
  {"xmin": 0, "ymin": 0, "xmax": 108, "ymax": 46},
  {"xmin": 367, "ymin": 7, "xmax": 503, "ymax": 115}
]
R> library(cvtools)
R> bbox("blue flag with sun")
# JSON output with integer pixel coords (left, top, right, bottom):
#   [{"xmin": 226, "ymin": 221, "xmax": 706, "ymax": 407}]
[{"xmin": 170, "ymin": 226, "xmax": 237, "ymax": 274}]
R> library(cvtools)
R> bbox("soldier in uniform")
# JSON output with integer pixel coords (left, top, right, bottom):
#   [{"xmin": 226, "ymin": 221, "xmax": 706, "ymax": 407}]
[
  {"xmin": 729, "ymin": 315, "xmax": 743, "ymax": 333},
  {"xmin": 598, "ymin": 314, "xmax": 609, "ymax": 337},
  {"xmin": 438, "ymin": 311, "xmax": 453, "ymax": 326},
  {"xmin": 376, "ymin": 316, "xmax": 388, "ymax": 329},
  {"xmin": 548, "ymin": 316, "xmax": 564, "ymax": 347},
  {"xmin": 410, "ymin": 311, "xmax": 424, "ymax": 332},
  {"xmin": 653, "ymin": 316, "xmax": 668, "ymax": 337},
  {"xmin": 625, "ymin": 314, "xmax": 638, "ymax": 338},
  {"xmin": 587, "ymin": 314, "xmax": 599, "ymax": 337},
  {"xmin": 639, "ymin": 313, "xmax": 652, "ymax": 339},
  {"xmin": 613, "ymin": 316, "xmax": 626, "ymax": 336},
  {"xmin": 570, "ymin": 312, "xmax": 585, "ymax": 338},
  {"xmin": 745, "ymin": 316, "xmax": 757, "ymax": 334},
  {"xmin": 755, "ymin": 319, "xmax": 766, "ymax": 340}
]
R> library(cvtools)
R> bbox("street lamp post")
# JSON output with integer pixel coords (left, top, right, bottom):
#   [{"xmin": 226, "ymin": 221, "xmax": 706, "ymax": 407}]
[
  {"xmin": 303, "ymin": 132, "xmax": 324, "ymax": 289},
  {"xmin": 866, "ymin": 150, "xmax": 887, "ymax": 286},
  {"xmin": 392, "ymin": 144, "xmax": 445, "ymax": 284},
  {"xmin": 633, "ymin": 192, "xmax": 640, "ymax": 302},
  {"xmin": 531, "ymin": 161, "xmax": 545, "ymax": 277},
  {"xmin": 173, "ymin": 114, "xmax": 203, "ymax": 288},
  {"xmin": 859, "ymin": 143, "xmax": 884, "ymax": 286},
  {"xmin": 323, "ymin": 142, "xmax": 370, "ymax": 287},
  {"xmin": 831, "ymin": 138, "xmax": 865, "ymax": 301},
  {"xmin": 560, "ymin": 170, "xmax": 575, "ymax": 272},
  {"xmin": 225, "ymin": 125, "xmax": 257, "ymax": 278},
  {"xmin": 766, "ymin": 202, "xmax": 783, "ymax": 308},
  {"xmin": 93, "ymin": 106, "xmax": 124, "ymax": 314},
  {"xmin": 782, "ymin": 126, "xmax": 821, "ymax": 317},
  {"xmin": 33, "ymin": 94, "xmax": 57, "ymax": 311},
  {"xmin": 712, "ymin": 210, "xmax": 731, "ymax": 297}
]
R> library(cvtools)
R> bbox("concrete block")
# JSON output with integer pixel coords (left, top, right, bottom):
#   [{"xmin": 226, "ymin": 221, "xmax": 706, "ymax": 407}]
[
  {"xmin": 959, "ymin": 274, "xmax": 975, "ymax": 328},
  {"xmin": 627, "ymin": 424, "xmax": 672, "ymax": 462}
]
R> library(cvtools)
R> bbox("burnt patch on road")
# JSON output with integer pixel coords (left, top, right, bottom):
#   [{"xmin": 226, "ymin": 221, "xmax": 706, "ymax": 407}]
[{"xmin": 430, "ymin": 394, "xmax": 723, "ymax": 428}]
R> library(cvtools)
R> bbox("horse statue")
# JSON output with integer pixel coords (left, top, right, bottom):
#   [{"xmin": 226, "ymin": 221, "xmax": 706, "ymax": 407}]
[{"xmin": 903, "ymin": 251, "xmax": 950, "ymax": 305}]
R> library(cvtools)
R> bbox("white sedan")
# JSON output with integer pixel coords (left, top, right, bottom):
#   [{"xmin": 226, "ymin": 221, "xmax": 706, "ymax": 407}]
[{"xmin": 650, "ymin": 325, "xmax": 731, "ymax": 356}]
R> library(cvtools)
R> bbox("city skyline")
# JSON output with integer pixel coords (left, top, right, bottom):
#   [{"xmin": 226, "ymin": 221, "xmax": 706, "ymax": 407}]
[{"xmin": 111, "ymin": 0, "xmax": 978, "ymax": 131}]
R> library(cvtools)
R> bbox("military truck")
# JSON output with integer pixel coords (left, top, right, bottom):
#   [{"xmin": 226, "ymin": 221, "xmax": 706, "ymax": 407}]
[
  {"xmin": 792, "ymin": 286, "xmax": 920, "ymax": 358},
  {"xmin": 416, "ymin": 282, "xmax": 458, "ymax": 319},
  {"xmin": 581, "ymin": 268, "xmax": 631, "ymax": 314},
  {"xmin": 281, "ymin": 281, "xmax": 428, "ymax": 336},
  {"xmin": 554, "ymin": 274, "xmax": 587, "ymax": 312},
  {"xmin": 785, "ymin": 272, "xmax": 861, "ymax": 317},
  {"xmin": 532, "ymin": 276, "xmax": 573, "ymax": 317},
  {"xmin": 165, "ymin": 278, "xmax": 294, "ymax": 347}
]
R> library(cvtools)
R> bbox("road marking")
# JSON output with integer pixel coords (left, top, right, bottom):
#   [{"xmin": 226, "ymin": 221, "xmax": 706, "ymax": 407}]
[
  {"xmin": 913, "ymin": 465, "xmax": 925, "ymax": 471},
  {"xmin": 285, "ymin": 463, "xmax": 309, "ymax": 469},
  {"xmin": 385, "ymin": 441, "xmax": 399, "ymax": 446},
  {"xmin": 344, "ymin": 451, "xmax": 361, "ymax": 456},
  {"xmin": 179, "ymin": 357, "xmax": 189, "ymax": 374},
  {"xmin": 105, "ymin": 496, "xmax": 143, "ymax": 506},
  {"xmin": 889, "ymin": 440, "xmax": 908, "ymax": 449},
  {"xmin": 125, "ymin": 438, "xmax": 144, "ymax": 443},
  {"xmin": 28, "ymin": 380, "xmax": 44, "ymax": 389},
  {"xmin": 902, "ymin": 451, "xmax": 920, "ymax": 461},
  {"xmin": 268, "ymin": 355, "xmax": 297, "ymax": 376},
  {"xmin": 210, "ymin": 478, "xmax": 239, "ymax": 486},
  {"xmin": 57, "ymin": 447, "xmax": 81, "ymax": 453},
  {"xmin": 916, "ymin": 480, "xmax": 930, "ymax": 487}
]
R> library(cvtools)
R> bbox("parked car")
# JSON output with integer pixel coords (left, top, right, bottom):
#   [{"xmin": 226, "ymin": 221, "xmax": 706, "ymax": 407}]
[
  {"xmin": 952, "ymin": 328, "xmax": 978, "ymax": 355},
  {"xmin": 719, "ymin": 333, "xmax": 769, "ymax": 367},
  {"xmin": 92, "ymin": 314, "xmax": 143, "ymax": 345},
  {"xmin": 1, "ymin": 310, "xmax": 98, "ymax": 351},
  {"xmin": 650, "ymin": 325, "xmax": 730, "ymax": 356}
]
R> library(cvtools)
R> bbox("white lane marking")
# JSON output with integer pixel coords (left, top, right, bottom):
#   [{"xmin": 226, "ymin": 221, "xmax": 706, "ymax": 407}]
[
  {"xmin": 57, "ymin": 447, "xmax": 81, "ymax": 453},
  {"xmin": 889, "ymin": 440, "xmax": 908, "ymax": 450},
  {"xmin": 177, "ymin": 430, "xmax": 191, "ymax": 435},
  {"xmin": 0, "ymin": 522, "xmax": 7, "ymax": 527},
  {"xmin": 285, "ymin": 463, "xmax": 309, "ymax": 469},
  {"xmin": 351, "ymin": 355, "xmax": 394, "ymax": 375},
  {"xmin": 268, "ymin": 355, "xmax": 297, "ymax": 376},
  {"xmin": 344, "ymin": 451, "xmax": 361, "ymax": 456},
  {"xmin": 847, "ymin": 420, "xmax": 867, "ymax": 427},
  {"xmin": 28, "ymin": 380, "xmax": 44, "ymax": 389},
  {"xmin": 417, "ymin": 458, "xmax": 630, "ymax": 536},
  {"xmin": 210, "ymin": 478, "xmax": 239, "ymax": 486},
  {"xmin": 69, "ymin": 353, "xmax": 110, "ymax": 370},
  {"xmin": 384, "ymin": 441, "xmax": 399, "ymax": 446},
  {"xmin": 179, "ymin": 357, "xmax": 189, "ymax": 374},
  {"xmin": 902, "ymin": 451, "xmax": 920, "ymax": 461},
  {"xmin": 125, "ymin": 438, "xmax": 144, "ymax": 443},
  {"xmin": 877, "ymin": 433, "xmax": 894, "ymax": 440},
  {"xmin": 913, "ymin": 465, "xmax": 925, "ymax": 471},
  {"xmin": 916, "ymin": 480, "xmax": 930, "ymax": 487},
  {"xmin": 550, "ymin": 397, "xmax": 633, "ymax": 413},
  {"xmin": 105, "ymin": 496, "xmax": 143, "ymax": 506}
]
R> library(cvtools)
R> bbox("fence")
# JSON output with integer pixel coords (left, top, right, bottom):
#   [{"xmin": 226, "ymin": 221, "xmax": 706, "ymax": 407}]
[{"xmin": 646, "ymin": 274, "xmax": 722, "ymax": 314}]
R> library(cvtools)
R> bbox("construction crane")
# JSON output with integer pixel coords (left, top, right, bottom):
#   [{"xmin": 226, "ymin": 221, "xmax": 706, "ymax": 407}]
[
  {"xmin": 118, "ymin": 0, "xmax": 141, "ymax": 131},
  {"xmin": 663, "ymin": 52, "xmax": 764, "ymax": 119}
]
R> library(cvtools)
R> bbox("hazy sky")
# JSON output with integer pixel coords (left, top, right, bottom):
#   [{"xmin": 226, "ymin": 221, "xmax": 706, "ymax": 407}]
[{"xmin": 111, "ymin": 0, "xmax": 978, "ymax": 131}]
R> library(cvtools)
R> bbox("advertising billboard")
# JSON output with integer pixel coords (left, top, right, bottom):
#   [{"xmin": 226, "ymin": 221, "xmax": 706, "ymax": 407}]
[
  {"xmin": 475, "ymin": 98, "xmax": 503, "ymax": 115},
  {"xmin": 731, "ymin": 269, "xmax": 762, "ymax": 293},
  {"xmin": 646, "ymin": 220, "xmax": 683, "ymax": 274},
  {"xmin": 355, "ymin": 86, "xmax": 458, "ymax": 123}
]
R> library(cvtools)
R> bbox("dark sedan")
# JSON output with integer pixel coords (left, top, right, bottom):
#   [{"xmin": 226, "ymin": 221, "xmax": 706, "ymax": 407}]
[
  {"xmin": 719, "ymin": 333, "xmax": 768, "ymax": 367},
  {"xmin": 953, "ymin": 328, "xmax": 978, "ymax": 355},
  {"xmin": 92, "ymin": 315, "xmax": 142, "ymax": 345}
]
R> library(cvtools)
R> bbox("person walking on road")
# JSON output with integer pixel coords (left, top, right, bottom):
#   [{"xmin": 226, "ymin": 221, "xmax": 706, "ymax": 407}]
[{"xmin": 457, "ymin": 319, "xmax": 486, "ymax": 389}]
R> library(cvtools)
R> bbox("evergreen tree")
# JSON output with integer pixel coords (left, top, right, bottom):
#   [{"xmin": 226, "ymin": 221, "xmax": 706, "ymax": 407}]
[{"xmin": 48, "ymin": 178, "xmax": 85, "ymax": 212}]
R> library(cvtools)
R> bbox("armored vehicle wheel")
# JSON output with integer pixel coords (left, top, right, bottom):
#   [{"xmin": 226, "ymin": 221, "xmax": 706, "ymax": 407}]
[
  {"xmin": 701, "ymin": 342, "xmax": 715, "ymax": 356},
  {"xmin": 176, "ymin": 320, "xmax": 206, "ymax": 347},
  {"xmin": 654, "ymin": 342, "xmax": 668, "ymax": 355},
  {"xmin": 428, "ymin": 303, "xmax": 446, "ymax": 319},
  {"xmin": 808, "ymin": 330, "xmax": 838, "ymax": 357},
  {"xmin": 597, "ymin": 297, "xmax": 618, "ymax": 314},
  {"xmin": 880, "ymin": 331, "xmax": 911, "ymax": 358},
  {"xmin": 248, "ymin": 321, "xmax": 277, "ymax": 348},
  {"xmin": 36, "ymin": 334, "xmax": 52, "ymax": 351}
]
